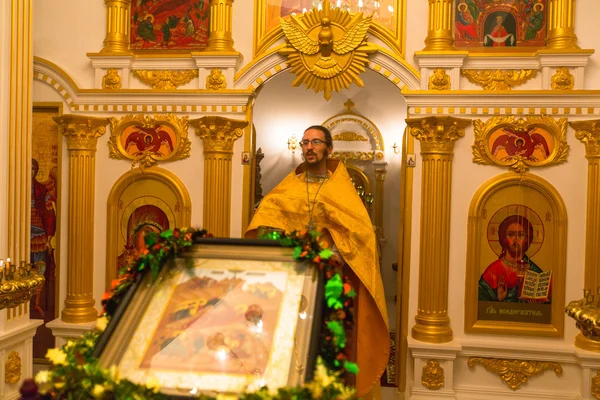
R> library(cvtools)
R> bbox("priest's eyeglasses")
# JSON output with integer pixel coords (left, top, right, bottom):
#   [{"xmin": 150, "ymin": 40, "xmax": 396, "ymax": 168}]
[{"xmin": 299, "ymin": 139, "xmax": 326, "ymax": 147}]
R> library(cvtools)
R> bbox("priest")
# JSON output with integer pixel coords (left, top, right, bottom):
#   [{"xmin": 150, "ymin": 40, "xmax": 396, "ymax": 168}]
[{"xmin": 245, "ymin": 125, "xmax": 389, "ymax": 399}]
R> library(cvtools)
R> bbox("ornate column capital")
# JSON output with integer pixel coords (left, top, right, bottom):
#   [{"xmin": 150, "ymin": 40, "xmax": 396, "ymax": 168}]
[
  {"xmin": 570, "ymin": 120, "xmax": 600, "ymax": 157},
  {"xmin": 406, "ymin": 116, "xmax": 471, "ymax": 154},
  {"xmin": 192, "ymin": 116, "xmax": 248, "ymax": 153},
  {"xmin": 53, "ymin": 115, "xmax": 109, "ymax": 151},
  {"xmin": 375, "ymin": 168, "xmax": 387, "ymax": 182}
]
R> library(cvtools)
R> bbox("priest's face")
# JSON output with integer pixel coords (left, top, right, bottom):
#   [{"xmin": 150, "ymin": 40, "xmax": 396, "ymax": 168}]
[{"xmin": 301, "ymin": 128, "xmax": 331, "ymax": 168}]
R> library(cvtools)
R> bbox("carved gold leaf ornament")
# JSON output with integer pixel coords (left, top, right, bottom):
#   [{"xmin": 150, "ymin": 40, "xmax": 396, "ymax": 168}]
[
  {"xmin": 108, "ymin": 114, "xmax": 191, "ymax": 168},
  {"xmin": 551, "ymin": 67, "xmax": 574, "ymax": 90},
  {"xmin": 278, "ymin": 1, "xmax": 376, "ymax": 100},
  {"xmin": 5, "ymin": 351, "xmax": 21, "ymax": 384},
  {"xmin": 0, "ymin": 273, "xmax": 44, "ymax": 310},
  {"xmin": 133, "ymin": 69, "xmax": 199, "ymax": 90},
  {"xmin": 462, "ymin": 69, "xmax": 537, "ymax": 91},
  {"xmin": 421, "ymin": 360, "xmax": 444, "ymax": 390},
  {"xmin": 332, "ymin": 131, "xmax": 368, "ymax": 141},
  {"xmin": 592, "ymin": 371, "xmax": 600, "ymax": 399},
  {"xmin": 192, "ymin": 116, "xmax": 249, "ymax": 153},
  {"xmin": 429, "ymin": 68, "xmax": 451, "ymax": 90},
  {"xmin": 472, "ymin": 115, "xmax": 569, "ymax": 173},
  {"xmin": 206, "ymin": 68, "xmax": 227, "ymax": 90},
  {"xmin": 102, "ymin": 68, "xmax": 121, "ymax": 90},
  {"xmin": 467, "ymin": 358, "xmax": 562, "ymax": 390},
  {"xmin": 330, "ymin": 151, "xmax": 373, "ymax": 162}
]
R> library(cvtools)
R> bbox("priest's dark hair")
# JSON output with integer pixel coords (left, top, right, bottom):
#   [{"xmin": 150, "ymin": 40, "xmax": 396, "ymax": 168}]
[{"xmin": 304, "ymin": 125, "xmax": 333, "ymax": 147}]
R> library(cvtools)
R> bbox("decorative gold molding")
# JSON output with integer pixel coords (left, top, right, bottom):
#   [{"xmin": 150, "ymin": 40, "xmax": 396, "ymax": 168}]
[
  {"xmin": 423, "ymin": 0, "xmax": 453, "ymax": 51},
  {"xmin": 422, "ymin": 360, "xmax": 444, "ymax": 390},
  {"xmin": 108, "ymin": 114, "xmax": 191, "ymax": 168},
  {"xmin": 54, "ymin": 115, "xmax": 108, "ymax": 150},
  {"xmin": 206, "ymin": 68, "xmax": 227, "ymax": 90},
  {"xmin": 191, "ymin": 116, "xmax": 248, "ymax": 237},
  {"xmin": 53, "ymin": 115, "xmax": 109, "ymax": 323},
  {"xmin": 429, "ymin": 68, "xmax": 451, "ymax": 91},
  {"xmin": 571, "ymin": 120, "xmax": 600, "ymax": 158},
  {"xmin": 330, "ymin": 151, "xmax": 373, "ymax": 162},
  {"xmin": 101, "ymin": 0, "xmax": 131, "ymax": 53},
  {"xmin": 592, "ymin": 371, "xmax": 600, "ymax": 399},
  {"xmin": 0, "ymin": 272, "xmax": 44, "ymax": 310},
  {"xmin": 472, "ymin": 115, "xmax": 569, "ymax": 173},
  {"xmin": 462, "ymin": 69, "xmax": 537, "ymax": 91},
  {"xmin": 206, "ymin": 0, "xmax": 236, "ymax": 52},
  {"xmin": 323, "ymin": 116, "xmax": 384, "ymax": 151},
  {"xmin": 133, "ymin": 69, "xmax": 199, "ymax": 90},
  {"xmin": 551, "ymin": 67, "xmax": 574, "ymax": 91},
  {"xmin": 332, "ymin": 132, "xmax": 368, "ymax": 142},
  {"xmin": 467, "ymin": 358, "xmax": 563, "ymax": 390},
  {"xmin": 408, "ymin": 116, "xmax": 471, "ymax": 343},
  {"xmin": 408, "ymin": 116, "xmax": 470, "ymax": 154},
  {"xmin": 546, "ymin": 0, "xmax": 579, "ymax": 50},
  {"xmin": 278, "ymin": 3, "xmax": 376, "ymax": 100},
  {"xmin": 102, "ymin": 68, "xmax": 122, "ymax": 90},
  {"xmin": 193, "ymin": 116, "xmax": 247, "ymax": 153},
  {"xmin": 5, "ymin": 351, "xmax": 21, "ymax": 384}
]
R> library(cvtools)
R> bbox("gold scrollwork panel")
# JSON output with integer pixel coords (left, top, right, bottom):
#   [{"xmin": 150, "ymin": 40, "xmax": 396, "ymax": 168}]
[
  {"xmin": 465, "ymin": 173, "xmax": 567, "ymax": 337},
  {"xmin": 108, "ymin": 114, "xmax": 191, "ymax": 168},
  {"xmin": 468, "ymin": 358, "xmax": 562, "ymax": 390},
  {"xmin": 472, "ymin": 115, "xmax": 569, "ymax": 173},
  {"xmin": 133, "ymin": 70, "xmax": 199, "ymax": 90},
  {"xmin": 462, "ymin": 69, "xmax": 537, "ymax": 91},
  {"xmin": 105, "ymin": 167, "xmax": 191, "ymax": 288},
  {"xmin": 5, "ymin": 351, "xmax": 22, "ymax": 384}
]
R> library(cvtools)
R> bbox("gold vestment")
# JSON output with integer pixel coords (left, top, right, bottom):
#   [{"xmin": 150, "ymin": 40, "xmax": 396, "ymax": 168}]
[{"xmin": 246, "ymin": 160, "xmax": 389, "ymax": 398}]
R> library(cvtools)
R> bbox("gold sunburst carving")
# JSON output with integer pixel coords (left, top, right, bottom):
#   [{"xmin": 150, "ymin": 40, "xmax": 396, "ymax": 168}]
[
  {"xmin": 462, "ymin": 69, "xmax": 537, "ymax": 91},
  {"xmin": 332, "ymin": 131, "xmax": 368, "ymax": 141},
  {"xmin": 551, "ymin": 67, "xmax": 574, "ymax": 90},
  {"xmin": 429, "ymin": 68, "xmax": 451, "ymax": 90},
  {"xmin": 278, "ymin": 0, "xmax": 376, "ymax": 100},
  {"xmin": 134, "ymin": 69, "xmax": 199, "ymax": 90},
  {"xmin": 467, "ymin": 358, "xmax": 562, "ymax": 390}
]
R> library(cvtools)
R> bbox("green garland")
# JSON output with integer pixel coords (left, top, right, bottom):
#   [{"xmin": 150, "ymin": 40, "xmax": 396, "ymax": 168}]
[{"xmin": 37, "ymin": 228, "xmax": 357, "ymax": 399}]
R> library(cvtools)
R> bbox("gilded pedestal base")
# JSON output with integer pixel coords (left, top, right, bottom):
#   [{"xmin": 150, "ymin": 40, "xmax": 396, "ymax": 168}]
[
  {"xmin": 575, "ymin": 333, "xmax": 600, "ymax": 353},
  {"xmin": 412, "ymin": 315, "xmax": 453, "ymax": 343}
]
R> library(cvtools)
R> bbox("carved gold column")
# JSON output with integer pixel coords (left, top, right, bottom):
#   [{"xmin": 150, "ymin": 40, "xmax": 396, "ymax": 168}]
[
  {"xmin": 101, "ymin": 0, "xmax": 131, "ymax": 53},
  {"xmin": 53, "ymin": 115, "xmax": 109, "ymax": 323},
  {"xmin": 408, "ymin": 116, "xmax": 471, "ymax": 343},
  {"xmin": 570, "ymin": 120, "xmax": 600, "ymax": 351},
  {"xmin": 423, "ymin": 0, "xmax": 454, "ymax": 51},
  {"xmin": 546, "ymin": 0, "xmax": 579, "ymax": 49},
  {"xmin": 206, "ymin": 0, "xmax": 235, "ymax": 52},
  {"xmin": 374, "ymin": 168, "xmax": 386, "ymax": 240},
  {"xmin": 192, "ymin": 116, "xmax": 248, "ymax": 237},
  {"xmin": 7, "ymin": 0, "xmax": 33, "ymax": 265}
]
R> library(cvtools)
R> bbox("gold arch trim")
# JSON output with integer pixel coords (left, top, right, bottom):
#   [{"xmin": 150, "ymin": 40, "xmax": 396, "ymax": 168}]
[
  {"xmin": 465, "ymin": 172, "xmax": 567, "ymax": 337},
  {"xmin": 105, "ymin": 167, "xmax": 192, "ymax": 288}
]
